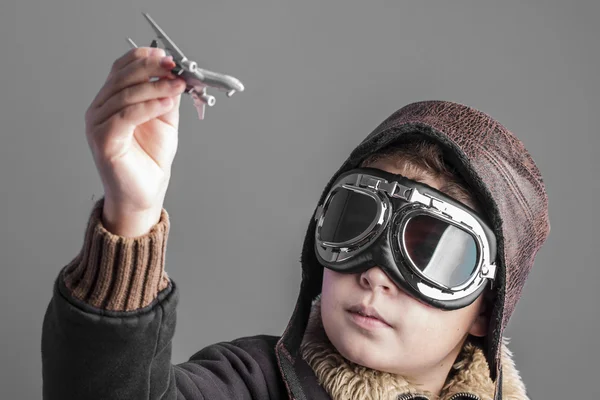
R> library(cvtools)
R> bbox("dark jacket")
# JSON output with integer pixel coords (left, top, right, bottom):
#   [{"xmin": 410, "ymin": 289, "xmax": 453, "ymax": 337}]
[
  {"xmin": 43, "ymin": 100, "xmax": 547, "ymax": 400},
  {"xmin": 44, "ymin": 275, "xmax": 325, "ymax": 399}
]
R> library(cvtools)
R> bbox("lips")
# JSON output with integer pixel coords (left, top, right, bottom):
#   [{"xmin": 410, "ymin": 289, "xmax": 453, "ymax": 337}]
[{"xmin": 347, "ymin": 304, "xmax": 392, "ymax": 327}]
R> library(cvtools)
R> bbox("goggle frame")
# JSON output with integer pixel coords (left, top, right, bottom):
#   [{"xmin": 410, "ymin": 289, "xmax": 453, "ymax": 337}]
[{"xmin": 314, "ymin": 169, "xmax": 497, "ymax": 303}]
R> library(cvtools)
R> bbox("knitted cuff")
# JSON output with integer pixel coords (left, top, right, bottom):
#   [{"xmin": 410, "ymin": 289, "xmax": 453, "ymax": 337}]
[{"xmin": 61, "ymin": 197, "xmax": 171, "ymax": 311}]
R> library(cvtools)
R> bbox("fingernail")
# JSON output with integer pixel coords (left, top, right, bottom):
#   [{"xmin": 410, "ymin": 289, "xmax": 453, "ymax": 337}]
[
  {"xmin": 160, "ymin": 55, "xmax": 174, "ymax": 65},
  {"xmin": 150, "ymin": 47, "xmax": 165, "ymax": 57}
]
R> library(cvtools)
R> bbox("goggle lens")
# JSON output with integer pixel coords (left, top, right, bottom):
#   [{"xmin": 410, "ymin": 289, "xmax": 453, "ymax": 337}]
[
  {"xmin": 403, "ymin": 214, "xmax": 478, "ymax": 287},
  {"xmin": 319, "ymin": 188, "xmax": 379, "ymax": 243}
]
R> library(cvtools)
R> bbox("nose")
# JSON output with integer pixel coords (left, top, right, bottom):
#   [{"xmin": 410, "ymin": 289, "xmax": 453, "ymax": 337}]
[{"xmin": 359, "ymin": 267, "xmax": 397, "ymax": 294}]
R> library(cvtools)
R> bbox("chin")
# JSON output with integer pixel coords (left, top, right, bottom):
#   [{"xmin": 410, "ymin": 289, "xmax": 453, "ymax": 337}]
[{"xmin": 332, "ymin": 333, "xmax": 392, "ymax": 371}]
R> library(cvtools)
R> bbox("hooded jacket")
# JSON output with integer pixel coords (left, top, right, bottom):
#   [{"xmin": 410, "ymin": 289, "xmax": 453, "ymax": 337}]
[{"xmin": 42, "ymin": 100, "xmax": 549, "ymax": 400}]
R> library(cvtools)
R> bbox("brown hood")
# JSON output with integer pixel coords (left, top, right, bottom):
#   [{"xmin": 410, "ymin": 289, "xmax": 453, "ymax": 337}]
[
  {"xmin": 301, "ymin": 298, "xmax": 529, "ymax": 400},
  {"xmin": 276, "ymin": 100, "xmax": 549, "ymax": 400}
]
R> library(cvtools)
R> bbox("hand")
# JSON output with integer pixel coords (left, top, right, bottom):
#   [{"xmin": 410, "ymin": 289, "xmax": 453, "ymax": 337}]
[{"xmin": 84, "ymin": 46, "xmax": 187, "ymax": 236}]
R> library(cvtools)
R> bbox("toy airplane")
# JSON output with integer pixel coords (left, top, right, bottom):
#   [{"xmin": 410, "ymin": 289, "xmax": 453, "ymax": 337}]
[{"xmin": 127, "ymin": 12, "xmax": 245, "ymax": 120}]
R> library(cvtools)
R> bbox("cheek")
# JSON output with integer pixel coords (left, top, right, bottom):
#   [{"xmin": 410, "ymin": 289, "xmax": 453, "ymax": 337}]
[
  {"xmin": 417, "ymin": 307, "xmax": 478, "ymax": 343},
  {"xmin": 320, "ymin": 271, "xmax": 339, "ymax": 318},
  {"xmin": 389, "ymin": 298, "xmax": 478, "ymax": 348},
  {"xmin": 320, "ymin": 270, "xmax": 357, "ymax": 329},
  {"xmin": 321, "ymin": 269, "xmax": 335, "ymax": 297},
  {"xmin": 320, "ymin": 271, "xmax": 344, "ymax": 340},
  {"xmin": 321, "ymin": 269, "xmax": 353, "ymax": 300}
]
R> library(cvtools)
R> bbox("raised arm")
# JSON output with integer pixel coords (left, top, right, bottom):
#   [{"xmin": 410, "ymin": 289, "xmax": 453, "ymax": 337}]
[
  {"xmin": 42, "ymin": 196, "xmax": 177, "ymax": 399},
  {"xmin": 42, "ymin": 199, "xmax": 285, "ymax": 400},
  {"xmin": 41, "ymin": 47, "xmax": 284, "ymax": 399}
]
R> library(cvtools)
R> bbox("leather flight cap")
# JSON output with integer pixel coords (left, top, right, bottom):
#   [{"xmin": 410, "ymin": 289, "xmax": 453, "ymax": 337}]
[{"xmin": 297, "ymin": 100, "xmax": 551, "ymax": 391}]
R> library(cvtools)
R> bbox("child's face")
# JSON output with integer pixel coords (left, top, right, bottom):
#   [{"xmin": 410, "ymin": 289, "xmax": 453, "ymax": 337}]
[{"xmin": 320, "ymin": 157, "xmax": 488, "ymax": 380}]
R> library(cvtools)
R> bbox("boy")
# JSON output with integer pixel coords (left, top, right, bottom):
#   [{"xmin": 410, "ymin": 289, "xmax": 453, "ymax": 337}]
[{"xmin": 42, "ymin": 47, "xmax": 550, "ymax": 400}]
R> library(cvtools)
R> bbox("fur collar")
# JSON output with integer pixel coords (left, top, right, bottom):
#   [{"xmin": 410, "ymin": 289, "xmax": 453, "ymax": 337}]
[{"xmin": 300, "ymin": 299, "xmax": 529, "ymax": 400}]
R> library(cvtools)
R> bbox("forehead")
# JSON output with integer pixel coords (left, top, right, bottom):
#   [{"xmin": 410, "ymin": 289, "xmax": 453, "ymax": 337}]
[{"xmin": 364, "ymin": 158, "xmax": 445, "ymax": 192}]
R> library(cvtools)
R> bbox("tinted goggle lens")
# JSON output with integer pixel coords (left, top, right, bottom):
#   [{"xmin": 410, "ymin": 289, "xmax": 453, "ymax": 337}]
[
  {"xmin": 319, "ymin": 188, "xmax": 379, "ymax": 243},
  {"xmin": 319, "ymin": 188, "xmax": 480, "ymax": 288},
  {"xmin": 403, "ymin": 215, "xmax": 478, "ymax": 287}
]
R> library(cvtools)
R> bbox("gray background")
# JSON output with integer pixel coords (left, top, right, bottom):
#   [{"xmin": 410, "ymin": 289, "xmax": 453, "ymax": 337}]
[{"xmin": 1, "ymin": 0, "xmax": 597, "ymax": 398}]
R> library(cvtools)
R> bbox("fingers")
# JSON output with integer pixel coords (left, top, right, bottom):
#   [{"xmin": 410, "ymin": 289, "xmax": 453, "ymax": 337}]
[
  {"xmin": 93, "ymin": 77, "xmax": 186, "ymax": 127},
  {"xmin": 84, "ymin": 46, "xmax": 190, "ymax": 135},
  {"xmin": 110, "ymin": 47, "xmax": 166, "ymax": 79},
  {"xmin": 91, "ymin": 51, "xmax": 177, "ymax": 111},
  {"xmin": 98, "ymin": 96, "xmax": 177, "ymax": 135}
]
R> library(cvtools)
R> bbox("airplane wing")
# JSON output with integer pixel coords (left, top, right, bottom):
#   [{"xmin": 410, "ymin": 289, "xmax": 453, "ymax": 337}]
[{"xmin": 142, "ymin": 13, "xmax": 187, "ymax": 62}]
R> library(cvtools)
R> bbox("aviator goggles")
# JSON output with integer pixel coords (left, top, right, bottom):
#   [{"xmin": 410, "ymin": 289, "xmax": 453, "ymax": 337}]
[{"xmin": 314, "ymin": 168, "xmax": 497, "ymax": 310}]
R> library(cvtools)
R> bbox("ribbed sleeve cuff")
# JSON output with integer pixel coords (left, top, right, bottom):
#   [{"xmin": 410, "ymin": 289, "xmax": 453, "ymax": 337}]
[{"xmin": 61, "ymin": 197, "xmax": 171, "ymax": 311}]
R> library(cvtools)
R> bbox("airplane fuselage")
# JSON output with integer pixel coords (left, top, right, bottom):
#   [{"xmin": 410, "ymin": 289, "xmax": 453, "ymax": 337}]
[{"xmin": 179, "ymin": 67, "xmax": 245, "ymax": 95}]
